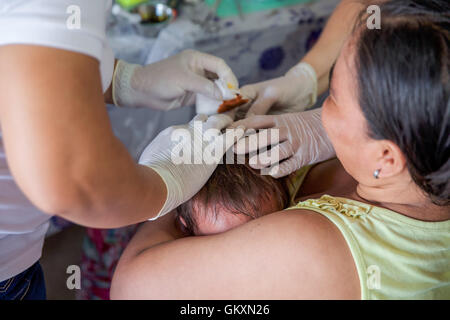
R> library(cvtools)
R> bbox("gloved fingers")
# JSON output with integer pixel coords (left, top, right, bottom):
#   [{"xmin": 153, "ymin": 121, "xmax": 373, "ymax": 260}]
[
  {"xmin": 188, "ymin": 114, "xmax": 237, "ymax": 157},
  {"xmin": 223, "ymin": 125, "xmax": 246, "ymax": 151},
  {"xmin": 183, "ymin": 72, "xmax": 223, "ymax": 100},
  {"xmin": 228, "ymin": 114, "xmax": 276, "ymax": 130},
  {"xmin": 266, "ymin": 157, "xmax": 298, "ymax": 178},
  {"xmin": 189, "ymin": 114, "xmax": 209, "ymax": 128},
  {"xmin": 233, "ymin": 127, "xmax": 288, "ymax": 154},
  {"xmin": 222, "ymin": 108, "xmax": 238, "ymax": 121},
  {"xmin": 193, "ymin": 51, "xmax": 239, "ymax": 91},
  {"xmin": 245, "ymin": 94, "xmax": 278, "ymax": 117},
  {"xmin": 239, "ymin": 84, "xmax": 258, "ymax": 101},
  {"xmin": 202, "ymin": 123, "xmax": 245, "ymax": 165},
  {"xmin": 181, "ymin": 92, "xmax": 197, "ymax": 108},
  {"xmin": 204, "ymin": 113, "xmax": 235, "ymax": 131},
  {"xmin": 247, "ymin": 141, "xmax": 294, "ymax": 170}
]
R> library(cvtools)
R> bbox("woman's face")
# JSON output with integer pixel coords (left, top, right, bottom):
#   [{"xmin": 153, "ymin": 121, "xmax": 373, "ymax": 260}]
[{"xmin": 321, "ymin": 40, "xmax": 380, "ymax": 185}]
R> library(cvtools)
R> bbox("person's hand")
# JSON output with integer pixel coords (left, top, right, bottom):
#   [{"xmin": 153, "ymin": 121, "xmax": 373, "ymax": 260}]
[
  {"xmin": 240, "ymin": 62, "xmax": 318, "ymax": 116},
  {"xmin": 112, "ymin": 49, "xmax": 239, "ymax": 110},
  {"xmin": 229, "ymin": 108, "xmax": 335, "ymax": 178},
  {"xmin": 139, "ymin": 112, "xmax": 245, "ymax": 220}
]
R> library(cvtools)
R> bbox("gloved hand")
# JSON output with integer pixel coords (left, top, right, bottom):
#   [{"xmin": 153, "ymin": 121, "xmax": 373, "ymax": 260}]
[
  {"xmin": 240, "ymin": 62, "xmax": 318, "ymax": 116},
  {"xmin": 139, "ymin": 113, "xmax": 245, "ymax": 220},
  {"xmin": 112, "ymin": 49, "xmax": 239, "ymax": 110},
  {"xmin": 229, "ymin": 108, "xmax": 335, "ymax": 178}
]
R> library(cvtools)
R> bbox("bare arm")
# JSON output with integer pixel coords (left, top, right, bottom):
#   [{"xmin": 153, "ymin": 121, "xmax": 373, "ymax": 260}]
[
  {"xmin": 111, "ymin": 209, "xmax": 360, "ymax": 299},
  {"xmin": 238, "ymin": 0, "xmax": 367, "ymax": 116},
  {"xmin": 0, "ymin": 45, "xmax": 166, "ymax": 228},
  {"xmin": 302, "ymin": 0, "xmax": 366, "ymax": 95}
]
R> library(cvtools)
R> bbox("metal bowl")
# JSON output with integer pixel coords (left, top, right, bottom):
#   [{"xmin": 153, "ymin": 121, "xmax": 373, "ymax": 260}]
[{"xmin": 136, "ymin": 3, "xmax": 174, "ymax": 23}]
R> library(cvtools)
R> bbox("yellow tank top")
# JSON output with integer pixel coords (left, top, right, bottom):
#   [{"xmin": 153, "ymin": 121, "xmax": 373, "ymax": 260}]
[{"xmin": 286, "ymin": 194, "xmax": 450, "ymax": 299}]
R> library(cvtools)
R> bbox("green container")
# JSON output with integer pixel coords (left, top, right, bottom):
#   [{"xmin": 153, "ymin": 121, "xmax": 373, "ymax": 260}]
[{"xmin": 205, "ymin": 0, "xmax": 313, "ymax": 18}]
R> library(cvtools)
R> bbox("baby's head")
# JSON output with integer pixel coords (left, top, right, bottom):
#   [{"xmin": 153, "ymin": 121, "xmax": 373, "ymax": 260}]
[{"xmin": 176, "ymin": 159, "xmax": 289, "ymax": 236}]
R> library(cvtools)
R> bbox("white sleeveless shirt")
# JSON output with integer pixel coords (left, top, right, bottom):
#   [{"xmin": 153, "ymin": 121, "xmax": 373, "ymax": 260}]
[{"xmin": 0, "ymin": 0, "xmax": 114, "ymax": 281}]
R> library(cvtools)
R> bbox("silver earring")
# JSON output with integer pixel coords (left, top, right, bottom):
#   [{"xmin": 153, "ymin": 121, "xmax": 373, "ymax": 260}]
[{"xmin": 373, "ymin": 169, "xmax": 381, "ymax": 179}]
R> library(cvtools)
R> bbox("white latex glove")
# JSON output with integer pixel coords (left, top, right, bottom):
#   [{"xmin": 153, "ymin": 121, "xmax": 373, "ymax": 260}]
[
  {"xmin": 229, "ymin": 108, "xmax": 335, "ymax": 178},
  {"xmin": 112, "ymin": 49, "xmax": 239, "ymax": 110},
  {"xmin": 139, "ymin": 113, "xmax": 245, "ymax": 220},
  {"xmin": 240, "ymin": 62, "xmax": 318, "ymax": 116}
]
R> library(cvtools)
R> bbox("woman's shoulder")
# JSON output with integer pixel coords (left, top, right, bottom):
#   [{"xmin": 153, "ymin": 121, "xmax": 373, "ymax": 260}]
[
  {"xmin": 112, "ymin": 209, "xmax": 361, "ymax": 299},
  {"xmin": 238, "ymin": 209, "xmax": 361, "ymax": 299},
  {"xmin": 220, "ymin": 209, "xmax": 361, "ymax": 298},
  {"xmin": 295, "ymin": 158, "xmax": 357, "ymax": 200}
]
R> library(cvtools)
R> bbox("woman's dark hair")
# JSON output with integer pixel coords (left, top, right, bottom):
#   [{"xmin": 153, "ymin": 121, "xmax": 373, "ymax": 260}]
[{"xmin": 354, "ymin": 0, "xmax": 449, "ymax": 205}]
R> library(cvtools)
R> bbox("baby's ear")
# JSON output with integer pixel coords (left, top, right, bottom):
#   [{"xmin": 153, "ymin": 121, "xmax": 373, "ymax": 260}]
[
  {"xmin": 179, "ymin": 215, "xmax": 196, "ymax": 235},
  {"xmin": 174, "ymin": 211, "xmax": 190, "ymax": 235},
  {"xmin": 179, "ymin": 216, "xmax": 188, "ymax": 228}
]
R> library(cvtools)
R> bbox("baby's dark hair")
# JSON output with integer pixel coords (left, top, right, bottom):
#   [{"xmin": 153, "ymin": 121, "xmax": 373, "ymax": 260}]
[
  {"xmin": 176, "ymin": 157, "xmax": 289, "ymax": 235},
  {"xmin": 354, "ymin": 0, "xmax": 449, "ymax": 205}
]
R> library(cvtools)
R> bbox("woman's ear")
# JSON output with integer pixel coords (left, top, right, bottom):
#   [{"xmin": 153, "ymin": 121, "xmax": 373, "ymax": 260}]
[{"xmin": 374, "ymin": 140, "xmax": 407, "ymax": 179}]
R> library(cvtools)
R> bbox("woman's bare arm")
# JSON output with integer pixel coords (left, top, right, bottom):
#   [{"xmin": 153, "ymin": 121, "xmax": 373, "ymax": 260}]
[
  {"xmin": 302, "ymin": 0, "xmax": 366, "ymax": 95},
  {"xmin": 111, "ymin": 208, "xmax": 360, "ymax": 299},
  {"xmin": 0, "ymin": 45, "xmax": 166, "ymax": 228}
]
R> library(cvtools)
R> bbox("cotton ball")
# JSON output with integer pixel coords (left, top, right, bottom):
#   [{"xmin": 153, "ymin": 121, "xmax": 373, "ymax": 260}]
[
  {"xmin": 196, "ymin": 79, "xmax": 239, "ymax": 115},
  {"xmin": 195, "ymin": 93, "xmax": 221, "ymax": 115}
]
